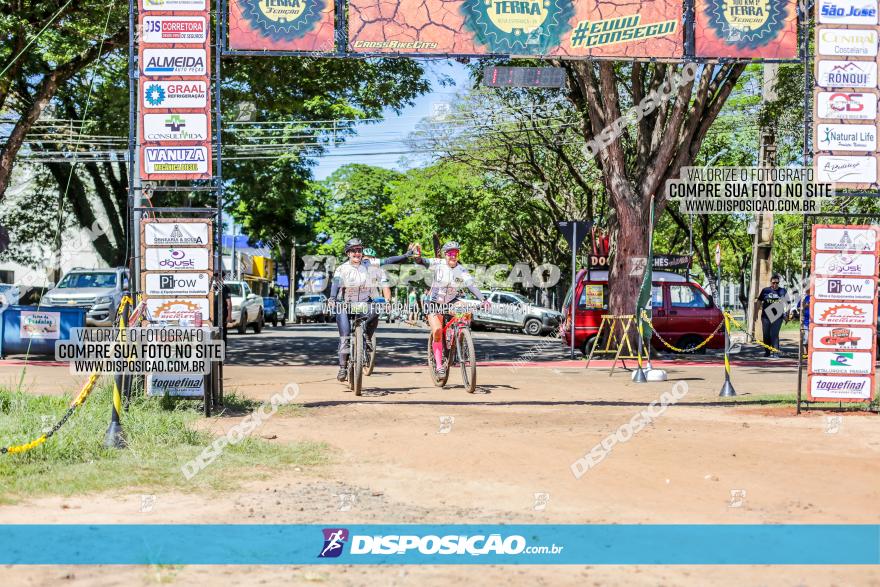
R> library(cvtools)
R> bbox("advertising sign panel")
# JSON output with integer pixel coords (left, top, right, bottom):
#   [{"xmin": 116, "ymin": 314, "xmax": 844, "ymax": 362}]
[
  {"xmin": 142, "ymin": 145, "xmax": 211, "ymax": 179},
  {"xmin": 141, "ymin": 80, "xmax": 208, "ymax": 109},
  {"xmin": 146, "ymin": 297, "xmax": 212, "ymax": 322},
  {"xmin": 346, "ymin": 0, "xmax": 684, "ymax": 58},
  {"xmin": 143, "ymin": 113, "xmax": 209, "ymax": 142},
  {"xmin": 809, "ymin": 350, "xmax": 875, "ymax": 374},
  {"xmin": 147, "ymin": 373, "xmax": 206, "ymax": 397},
  {"xmin": 810, "ymin": 325, "xmax": 876, "ymax": 350},
  {"xmin": 228, "ymin": 0, "xmax": 335, "ymax": 51},
  {"xmin": 814, "ymin": 251, "xmax": 878, "ymax": 276},
  {"xmin": 142, "ymin": 15, "xmax": 208, "ymax": 44},
  {"xmin": 813, "ymin": 277, "xmax": 876, "ymax": 300},
  {"xmin": 817, "ymin": 26, "xmax": 879, "ymax": 56},
  {"xmin": 816, "ymin": 123, "xmax": 877, "ymax": 151},
  {"xmin": 816, "ymin": 60, "xmax": 878, "ymax": 88},
  {"xmin": 144, "ymin": 272, "xmax": 212, "ymax": 296},
  {"xmin": 141, "ymin": 49, "xmax": 208, "ymax": 76},
  {"xmin": 817, "ymin": 0, "xmax": 879, "ymax": 25},
  {"xmin": 144, "ymin": 247, "xmax": 211, "ymax": 271},
  {"xmin": 812, "ymin": 301, "xmax": 876, "ymax": 325},
  {"xmin": 808, "ymin": 374, "xmax": 874, "ymax": 400},
  {"xmin": 694, "ymin": 0, "xmax": 798, "ymax": 58},
  {"xmin": 144, "ymin": 220, "xmax": 210, "ymax": 246},
  {"xmin": 814, "ymin": 226, "xmax": 878, "ymax": 251},
  {"xmin": 815, "ymin": 91, "xmax": 878, "ymax": 120},
  {"xmin": 141, "ymin": 0, "xmax": 207, "ymax": 10},
  {"xmin": 20, "ymin": 311, "xmax": 61, "ymax": 339},
  {"xmin": 815, "ymin": 155, "xmax": 878, "ymax": 184},
  {"xmin": 809, "ymin": 225, "xmax": 879, "ymax": 402}
]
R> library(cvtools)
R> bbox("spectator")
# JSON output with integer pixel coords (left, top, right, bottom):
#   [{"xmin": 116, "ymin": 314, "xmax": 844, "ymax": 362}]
[
  {"xmin": 407, "ymin": 288, "xmax": 418, "ymax": 321},
  {"xmin": 757, "ymin": 274, "xmax": 786, "ymax": 358}
]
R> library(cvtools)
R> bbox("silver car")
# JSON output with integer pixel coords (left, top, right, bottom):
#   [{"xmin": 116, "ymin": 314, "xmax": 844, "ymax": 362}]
[
  {"xmin": 41, "ymin": 268, "xmax": 129, "ymax": 326},
  {"xmin": 463, "ymin": 290, "xmax": 563, "ymax": 336},
  {"xmin": 294, "ymin": 294, "xmax": 329, "ymax": 323}
]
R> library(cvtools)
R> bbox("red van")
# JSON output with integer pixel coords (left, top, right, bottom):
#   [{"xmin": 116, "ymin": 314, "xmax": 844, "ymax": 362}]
[{"xmin": 561, "ymin": 269, "xmax": 724, "ymax": 354}]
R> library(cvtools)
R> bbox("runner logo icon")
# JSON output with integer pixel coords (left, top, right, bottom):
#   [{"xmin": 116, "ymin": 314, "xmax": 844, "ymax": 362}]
[{"xmin": 319, "ymin": 528, "xmax": 349, "ymax": 558}]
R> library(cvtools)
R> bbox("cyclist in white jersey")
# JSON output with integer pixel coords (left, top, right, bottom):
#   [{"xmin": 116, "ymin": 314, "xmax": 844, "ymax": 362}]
[
  {"xmin": 414, "ymin": 241, "xmax": 489, "ymax": 376},
  {"xmin": 328, "ymin": 238, "xmax": 413, "ymax": 382}
]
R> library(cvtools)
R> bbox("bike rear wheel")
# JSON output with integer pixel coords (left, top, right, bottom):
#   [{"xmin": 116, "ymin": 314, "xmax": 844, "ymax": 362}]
[
  {"xmin": 458, "ymin": 328, "xmax": 477, "ymax": 393},
  {"xmin": 363, "ymin": 333, "xmax": 376, "ymax": 376},
  {"xmin": 352, "ymin": 324, "xmax": 364, "ymax": 396},
  {"xmin": 427, "ymin": 335, "xmax": 449, "ymax": 387}
]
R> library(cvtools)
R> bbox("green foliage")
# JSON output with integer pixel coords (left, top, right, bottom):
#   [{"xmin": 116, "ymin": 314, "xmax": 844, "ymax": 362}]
[{"xmin": 0, "ymin": 383, "xmax": 326, "ymax": 500}]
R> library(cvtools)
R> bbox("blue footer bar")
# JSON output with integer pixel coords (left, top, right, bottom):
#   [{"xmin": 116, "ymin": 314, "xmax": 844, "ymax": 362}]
[{"xmin": 1, "ymin": 525, "xmax": 878, "ymax": 564}]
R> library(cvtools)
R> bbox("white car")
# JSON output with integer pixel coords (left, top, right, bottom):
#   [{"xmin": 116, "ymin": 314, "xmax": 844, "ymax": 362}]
[
  {"xmin": 224, "ymin": 280, "xmax": 264, "ymax": 334},
  {"xmin": 0, "ymin": 284, "xmax": 20, "ymax": 308}
]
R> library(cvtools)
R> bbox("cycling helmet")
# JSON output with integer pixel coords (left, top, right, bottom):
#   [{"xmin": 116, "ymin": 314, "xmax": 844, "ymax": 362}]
[
  {"xmin": 344, "ymin": 238, "xmax": 364, "ymax": 253},
  {"xmin": 363, "ymin": 247, "xmax": 377, "ymax": 257},
  {"xmin": 441, "ymin": 241, "xmax": 460, "ymax": 254}
]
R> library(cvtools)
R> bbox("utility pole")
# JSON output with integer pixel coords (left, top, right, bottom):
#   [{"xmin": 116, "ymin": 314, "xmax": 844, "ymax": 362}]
[
  {"xmin": 747, "ymin": 64, "xmax": 778, "ymax": 337},
  {"xmin": 288, "ymin": 238, "xmax": 297, "ymax": 323}
]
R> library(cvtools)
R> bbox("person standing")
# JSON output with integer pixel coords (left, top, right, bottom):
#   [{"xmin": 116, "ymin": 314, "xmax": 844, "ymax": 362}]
[
  {"xmin": 757, "ymin": 275, "xmax": 787, "ymax": 358},
  {"xmin": 407, "ymin": 288, "xmax": 418, "ymax": 321}
]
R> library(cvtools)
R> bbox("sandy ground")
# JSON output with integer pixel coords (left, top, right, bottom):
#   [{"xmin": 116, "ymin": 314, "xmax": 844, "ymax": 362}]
[{"xmin": 1, "ymin": 356, "xmax": 879, "ymax": 585}]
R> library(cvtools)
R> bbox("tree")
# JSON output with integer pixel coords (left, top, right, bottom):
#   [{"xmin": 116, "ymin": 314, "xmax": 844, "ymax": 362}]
[
  {"xmin": 559, "ymin": 61, "xmax": 747, "ymax": 316},
  {"xmin": 0, "ymin": 0, "xmax": 128, "ymax": 201}
]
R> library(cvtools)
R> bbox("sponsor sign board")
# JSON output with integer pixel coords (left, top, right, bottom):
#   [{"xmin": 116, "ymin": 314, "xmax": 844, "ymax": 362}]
[
  {"xmin": 814, "ymin": 276, "xmax": 876, "ymax": 300},
  {"xmin": 810, "ymin": 325, "xmax": 875, "ymax": 350},
  {"xmin": 817, "ymin": 0, "xmax": 879, "ymax": 25},
  {"xmin": 815, "ymin": 155, "xmax": 878, "ymax": 184},
  {"xmin": 20, "ymin": 311, "xmax": 61, "ymax": 339},
  {"xmin": 694, "ymin": 0, "xmax": 798, "ymax": 58},
  {"xmin": 146, "ymin": 297, "xmax": 212, "ymax": 322},
  {"xmin": 147, "ymin": 373, "xmax": 205, "ymax": 397},
  {"xmin": 228, "ymin": 0, "xmax": 335, "ymax": 52},
  {"xmin": 812, "ymin": 300, "xmax": 876, "ymax": 325},
  {"xmin": 142, "ymin": 15, "xmax": 208, "ymax": 44},
  {"xmin": 809, "ymin": 350, "xmax": 875, "ymax": 374},
  {"xmin": 141, "ymin": 80, "xmax": 209, "ymax": 109},
  {"xmin": 817, "ymin": 123, "xmax": 877, "ymax": 151},
  {"xmin": 808, "ymin": 374, "xmax": 874, "ymax": 400},
  {"xmin": 143, "ymin": 113, "xmax": 209, "ymax": 142},
  {"xmin": 141, "ymin": 49, "xmax": 207, "ymax": 77},
  {"xmin": 347, "ymin": 0, "xmax": 684, "ymax": 58},
  {"xmin": 817, "ymin": 26, "xmax": 879, "ymax": 56},
  {"xmin": 144, "ymin": 247, "xmax": 211, "ymax": 271},
  {"xmin": 141, "ymin": 0, "xmax": 207, "ymax": 10},
  {"xmin": 816, "ymin": 91, "xmax": 878, "ymax": 120},
  {"xmin": 814, "ymin": 226, "xmax": 878, "ymax": 251},
  {"xmin": 809, "ymin": 225, "xmax": 879, "ymax": 401},
  {"xmin": 814, "ymin": 251, "xmax": 878, "ymax": 276},
  {"xmin": 144, "ymin": 272, "xmax": 212, "ymax": 296},
  {"xmin": 816, "ymin": 60, "xmax": 878, "ymax": 88},
  {"xmin": 142, "ymin": 145, "xmax": 211, "ymax": 179},
  {"xmin": 143, "ymin": 220, "xmax": 210, "ymax": 246}
]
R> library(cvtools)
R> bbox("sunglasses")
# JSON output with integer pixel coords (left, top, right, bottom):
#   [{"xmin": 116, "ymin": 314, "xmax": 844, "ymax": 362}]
[{"xmin": 445, "ymin": 250, "xmax": 460, "ymax": 256}]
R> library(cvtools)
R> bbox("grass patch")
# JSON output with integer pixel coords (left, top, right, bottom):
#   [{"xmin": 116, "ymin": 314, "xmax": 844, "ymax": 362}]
[
  {"xmin": 718, "ymin": 392, "xmax": 879, "ymax": 411},
  {"xmin": 0, "ymin": 380, "xmax": 326, "ymax": 502}
]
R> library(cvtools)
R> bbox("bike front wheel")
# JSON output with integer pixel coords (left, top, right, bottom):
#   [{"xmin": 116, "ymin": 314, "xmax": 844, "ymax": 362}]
[
  {"xmin": 352, "ymin": 325, "xmax": 364, "ymax": 396},
  {"xmin": 363, "ymin": 333, "xmax": 376, "ymax": 376},
  {"xmin": 458, "ymin": 328, "xmax": 477, "ymax": 393}
]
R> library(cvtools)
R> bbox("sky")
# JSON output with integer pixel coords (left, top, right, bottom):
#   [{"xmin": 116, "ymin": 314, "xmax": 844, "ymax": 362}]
[{"xmin": 311, "ymin": 59, "xmax": 473, "ymax": 181}]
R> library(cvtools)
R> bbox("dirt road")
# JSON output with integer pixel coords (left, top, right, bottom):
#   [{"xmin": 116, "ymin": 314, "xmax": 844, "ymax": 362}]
[{"xmin": 2, "ymin": 357, "xmax": 879, "ymax": 585}]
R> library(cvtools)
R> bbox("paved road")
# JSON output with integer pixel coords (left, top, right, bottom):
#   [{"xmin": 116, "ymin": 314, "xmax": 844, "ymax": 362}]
[
  {"xmin": 223, "ymin": 320, "xmax": 804, "ymax": 368},
  {"xmin": 224, "ymin": 321, "xmax": 569, "ymax": 367}
]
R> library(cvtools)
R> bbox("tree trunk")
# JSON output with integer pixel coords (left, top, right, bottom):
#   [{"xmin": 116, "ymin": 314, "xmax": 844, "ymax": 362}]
[{"xmin": 608, "ymin": 200, "xmax": 648, "ymax": 317}]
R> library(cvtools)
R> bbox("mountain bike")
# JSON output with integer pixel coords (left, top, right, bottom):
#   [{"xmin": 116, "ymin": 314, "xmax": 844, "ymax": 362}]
[
  {"xmin": 341, "ymin": 301, "xmax": 383, "ymax": 395},
  {"xmin": 427, "ymin": 308, "xmax": 477, "ymax": 393}
]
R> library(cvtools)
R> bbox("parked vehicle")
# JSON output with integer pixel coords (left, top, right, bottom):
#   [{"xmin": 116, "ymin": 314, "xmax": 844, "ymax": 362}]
[
  {"xmin": 561, "ymin": 269, "xmax": 724, "ymax": 354},
  {"xmin": 225, "ymin": 280, "xmax": 264, "ymax": 334},
  {"xmin": 41, "ymin": 268, "xmax": 129, "ymax": 326},
  {"xmin": 262, "ymin": 296, "xmax": 287, "ymax": 327},
  {"xmin": 295, "ymin": 294, "xmax": 329, "ymax": 323},
  {"xmin": 461, "ymin": 290, "xmax": 563, "ymax": 335},
  {"xmin": 0, "ymin": 284, "xmax": 21, "ymax": 307}
]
